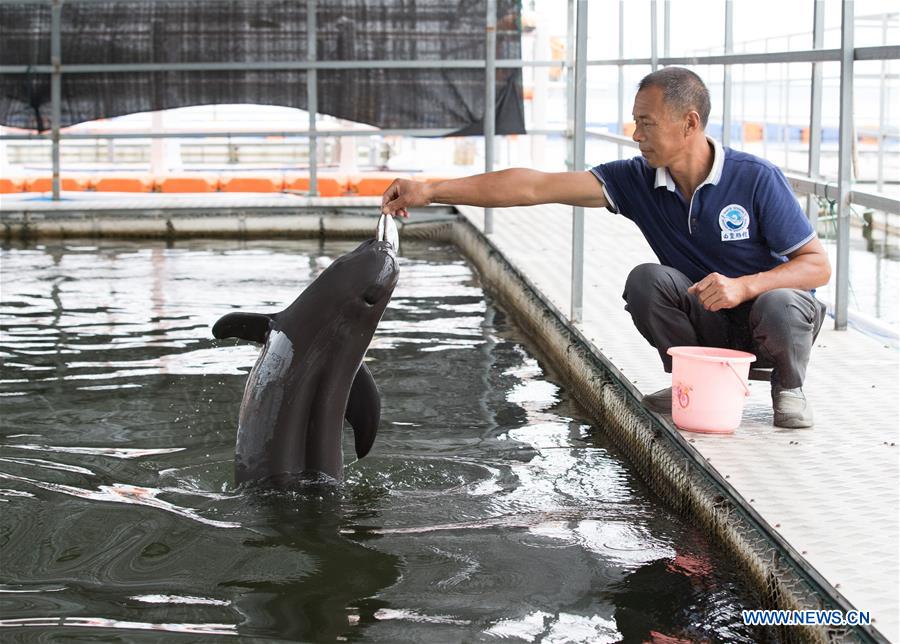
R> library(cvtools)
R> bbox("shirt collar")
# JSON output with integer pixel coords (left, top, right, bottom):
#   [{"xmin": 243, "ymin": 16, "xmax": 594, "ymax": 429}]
[{"xmin": 654, "ymin": 136, "xmax": 724, "ymax": 192}]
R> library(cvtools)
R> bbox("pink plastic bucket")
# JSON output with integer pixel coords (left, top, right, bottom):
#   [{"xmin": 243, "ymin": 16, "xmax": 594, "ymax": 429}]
[{"xmin": 666, "ymin": 346, "xmax": 757, "ymax": 434}]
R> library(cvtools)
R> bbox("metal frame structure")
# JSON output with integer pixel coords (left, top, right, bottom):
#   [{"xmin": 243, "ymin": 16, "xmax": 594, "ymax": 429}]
[
  {"xmin": 836, "ymin": 0, "xmax": 856, "ymax": 331},
  {"xmin": 570, "ymin": 0, "xmax": 588, "ymax": 322},
  {"xmin": 484, "ymin": 0, "xmax": 497, "ymax": 235},
  {"xmin": 306, "ymin": 0, "xmax": 318, "ymax": 196},
  {"xmin": 1, "ymin": 0, "xmax": 898, "ymax": 329}
]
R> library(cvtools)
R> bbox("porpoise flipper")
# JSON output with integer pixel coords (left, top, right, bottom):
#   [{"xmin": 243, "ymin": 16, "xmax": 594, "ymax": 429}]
[
  {"xmin": 344, "ymin": 362, "xmax": 381, "ymax": 459},
  {"xmin": 213, "ymin": 312, "xmax": 274, "ymax": 343}
]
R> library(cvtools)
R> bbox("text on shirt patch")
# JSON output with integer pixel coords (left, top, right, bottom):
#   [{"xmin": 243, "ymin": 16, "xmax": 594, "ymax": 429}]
[{"xmin": 719, "ymin": 204, "xmax": 750, "ymax": 241}]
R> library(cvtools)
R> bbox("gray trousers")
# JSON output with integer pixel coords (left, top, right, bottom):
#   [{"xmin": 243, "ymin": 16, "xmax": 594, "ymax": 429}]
[{"xmin": 622, "ymin": 263, "xmax": 827, "ymax": 389}]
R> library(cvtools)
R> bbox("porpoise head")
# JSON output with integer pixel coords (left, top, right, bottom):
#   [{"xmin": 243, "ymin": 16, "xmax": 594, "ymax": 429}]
[
  {"xmin": 279, "ymin": 238, "xmax": 399, "ymax": 355},
  {"xmin": 315, "ymin": 238, "xmax": 398, "ymax": 315}
]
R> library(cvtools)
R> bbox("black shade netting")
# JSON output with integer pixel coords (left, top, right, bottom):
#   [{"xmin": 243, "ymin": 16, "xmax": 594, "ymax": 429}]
[{"xmin": 0, "ymin": 0, "xmax": 525, "ymax": 135}]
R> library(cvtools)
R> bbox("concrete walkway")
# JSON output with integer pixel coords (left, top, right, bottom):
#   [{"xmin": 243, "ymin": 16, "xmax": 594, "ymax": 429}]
[{"xmin": 455, "ymin": 203, "xmax": 899, "ymax": 643}]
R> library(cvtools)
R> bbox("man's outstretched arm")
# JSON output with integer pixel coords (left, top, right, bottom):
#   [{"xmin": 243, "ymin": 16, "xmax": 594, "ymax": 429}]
[{"xmin": 381, "ymin": 169, "xmax": 609, "ymax": 217}]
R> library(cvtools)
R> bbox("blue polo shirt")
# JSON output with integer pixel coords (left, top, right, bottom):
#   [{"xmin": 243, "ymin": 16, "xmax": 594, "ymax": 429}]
[{"xmin": 589, "ymin": 138, "xmax": 816, "ymax": 284}]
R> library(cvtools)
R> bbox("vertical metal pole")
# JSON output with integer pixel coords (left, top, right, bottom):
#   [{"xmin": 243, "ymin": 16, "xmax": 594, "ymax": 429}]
[
  {"xmin": 763, "ymin": 39, "xmax": 769, "ymax": 159},
  {"xmin": 571, "ymin": 0, "xmax": 587, "ymax": 323},
  {"xmin": 565, "ymin": 0, "xmax": 576, "ymax": 170},
  {"xmin": 782, "ymin": 61, "xmax": 789, "ymax": 167},
  {"xmin": 531, "ymin": 19, "xmax": 549, "ymax": 167},
  {"xmin": 150, "ymin": 110, "xmax": 165, "ymax": 175},
  {"xmin": 834, "ymin": 0, "xmax": 854, "ymax": 331},
  {"xmin": 663, "ymin": 0, "xmax": 671, "ymax": 59},
  {"xmin": 650, "ymin": 0, "xmax": 659, "ymax": 71},
  {"xmin": 807, "ymin": 0, "xmax": 824, "ymax": 229},
  {"xmin": 484, "ymin": 0, "xmax": 497, "ymax": 234},
  {"xmin": 722, "ymin": 0, "xmax": 733, "ymax": 147},
  {"xmin": 0, "ymin": 126, "xmax": 6, "ymax": 172},
  {"xmin": 740, "ymin": 66, "xmax": 746, "ymax": 146},
  {"xmin": 876, "ymin": 13, "xmax": 887, "ymax": 192},
  {"xmin": 50, "ymin": 0, "xmax": 62, "ymax": 200},
  {"xmin": 306, "ymin": 0, "xmax": 318, "ymax": 196},
  {"xmin": 617, "ymin": 0, "xmax": 624, "ymax": 159}
]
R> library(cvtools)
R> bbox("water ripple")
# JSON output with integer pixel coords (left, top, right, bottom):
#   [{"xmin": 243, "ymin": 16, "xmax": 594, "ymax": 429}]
[
  {"xmin": 5, "ymin": 445, "xmax": 185, "ymax": 459},
  {"xmin": 485, "ymin": 611, "xmax": 621, "ymax": 643},
  {"xmin": 0, "ymin": 617, "xmax": 238, "ymax": 636},
  {"xmin": 0, "ymin": 585, "xmax": 67, "ymax": 594},
  {"xmin": 373, "ymin": 608, "xmax": 470, "ymax": 626},
  {"xmin": 130, "ymin": 594, "xmax": 231, "ymax": 607},
  {"xmin": 0, "ymin": 456, "xmax": 94, "ymax": 476},
  {"xmin": 0, "ymin": 473, "xmax": 239, "ymax": 529}
]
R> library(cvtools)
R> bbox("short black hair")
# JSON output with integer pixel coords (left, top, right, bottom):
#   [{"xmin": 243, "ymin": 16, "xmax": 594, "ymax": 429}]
[{"xmin": 638, "ymin": 67, "xmax": 711, "ymax": 128}]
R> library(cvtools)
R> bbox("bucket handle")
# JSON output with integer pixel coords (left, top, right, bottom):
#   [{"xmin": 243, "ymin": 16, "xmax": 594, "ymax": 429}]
[{"xmin": 723, "ymin": 361, "xmax": 751, "ymax": 397}]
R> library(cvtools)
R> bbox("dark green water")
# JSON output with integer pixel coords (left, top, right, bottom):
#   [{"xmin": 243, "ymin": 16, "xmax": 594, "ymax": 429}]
[{"xmin": 0, "ymin": 239, "xmax": 771, "ymax": 642}]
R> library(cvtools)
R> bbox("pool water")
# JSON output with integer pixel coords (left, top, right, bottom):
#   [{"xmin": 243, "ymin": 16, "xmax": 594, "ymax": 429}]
[{"xmin": 0, "ymin": 239, "xmax": 772, "ymax": 642}]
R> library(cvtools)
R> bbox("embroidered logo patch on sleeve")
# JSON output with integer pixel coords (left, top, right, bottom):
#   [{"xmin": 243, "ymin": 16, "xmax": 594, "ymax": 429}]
[{"xmin": 719, "ymin": 204, "xmax": 750, "ymax": 241}]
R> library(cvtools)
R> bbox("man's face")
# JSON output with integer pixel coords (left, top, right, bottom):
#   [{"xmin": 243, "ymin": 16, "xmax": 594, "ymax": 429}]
[{"xmin": 631, "ymin": 86, "xmax": 686, "ymax": 168}]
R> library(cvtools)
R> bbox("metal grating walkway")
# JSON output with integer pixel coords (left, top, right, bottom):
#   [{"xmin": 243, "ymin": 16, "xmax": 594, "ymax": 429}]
[{"xmin": 456, "ymin": 203, "xmax": 899, "ymax": 643}]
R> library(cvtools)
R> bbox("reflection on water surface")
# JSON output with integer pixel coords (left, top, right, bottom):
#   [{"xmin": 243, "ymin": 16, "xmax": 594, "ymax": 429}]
[{"xmin": 0, "ymin": 239, "xmax": 772, "ymax": 642}]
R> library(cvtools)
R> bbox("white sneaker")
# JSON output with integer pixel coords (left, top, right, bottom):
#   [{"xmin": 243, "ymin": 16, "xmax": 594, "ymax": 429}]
[{"xmin": 772, "ymin": 385, "xmax": 814, "ymax": 428}]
